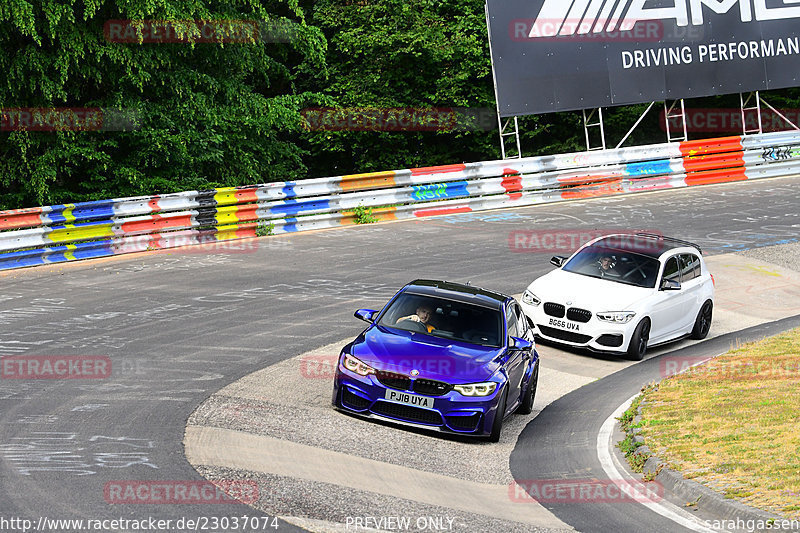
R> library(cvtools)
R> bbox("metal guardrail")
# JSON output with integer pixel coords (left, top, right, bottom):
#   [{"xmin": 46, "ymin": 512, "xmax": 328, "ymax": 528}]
[{"xmin": 2, "ymin": 130, "xmax": 800, "ymax": 271}]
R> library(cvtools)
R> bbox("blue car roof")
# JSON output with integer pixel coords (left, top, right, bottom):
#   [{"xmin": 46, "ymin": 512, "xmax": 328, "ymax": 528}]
[{"xmin": 403, "ymin": 279, "xmax": 510, "ymax": 310}]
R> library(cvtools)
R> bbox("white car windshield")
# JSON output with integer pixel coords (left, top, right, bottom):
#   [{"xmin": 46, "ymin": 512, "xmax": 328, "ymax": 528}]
[{"xmin": 562, "ymin": 244, "xmax": 660, "ymax": 288}]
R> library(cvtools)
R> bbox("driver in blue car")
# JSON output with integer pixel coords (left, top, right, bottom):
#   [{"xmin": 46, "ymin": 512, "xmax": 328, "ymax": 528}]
[{"xmin": 397, "ymin": 305, "xmax": 436, "ymax": 333}]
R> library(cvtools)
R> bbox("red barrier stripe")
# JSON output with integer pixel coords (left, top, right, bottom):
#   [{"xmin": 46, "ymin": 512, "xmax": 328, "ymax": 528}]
[
  {"xmin": 0, "ymin": 210, "xmax": 44, "ymax": 231},
  {"xmin": 680, "ymin": 136, "xmax": 743, "ymax": 157},
  {"xmin": 561, "ymin": 182, "xmax": 624, "ymax": 200},
  {"xmin": 119, "ymin": 214, "xmax": 194, "ymax": 234},
  {"xmin": 414, "ymin": 206, "xmax": 472, "ymax": 217},
  {"xmin": 501, "ymin": 174, "xmax": 523, "ymax": 193},
  {"xmin": 233, "ymin": 188, "xmax": 259, "ymax": 204},
  {"xmin": 231, "ymin": 204, "xmax": 259, "ymax": 223},
  {"xmin": 410, "ymin": 164, "xmax": 467, "ymax": 176},
  {"xmin": 683, "ymin": 152, "xmax": 745, "ymax": 173},
  {"xmin": 684, "ymin": 167, "xmax": 748, "ymax": 186}
]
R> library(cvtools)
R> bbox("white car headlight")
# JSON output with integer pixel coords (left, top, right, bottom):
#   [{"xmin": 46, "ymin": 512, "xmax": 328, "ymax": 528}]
[
  {"xmin": 522, "ymin": 290, "xmax": 541, "ymax": 306},
  {"xmin": 342, "ymin": 354, "xmax": 375, "ymax": 376},
  {"xmin": 454, "ymin": 382, "xmax": 498, "ymax": 397},
  {"xmin": 596, "ymin": 311, "xmax": 636, "ymax": 324}
]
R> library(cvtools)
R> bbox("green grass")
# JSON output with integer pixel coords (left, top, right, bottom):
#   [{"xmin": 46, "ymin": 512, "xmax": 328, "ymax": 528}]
[{"xmin": 638, "ymin": 328, "xmax": 800, "ymax": 519}]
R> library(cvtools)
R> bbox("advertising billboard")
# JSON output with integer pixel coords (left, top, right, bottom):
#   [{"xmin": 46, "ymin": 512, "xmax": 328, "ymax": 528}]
[{"xmin": 486, "ymin": 0, "xmax": 800, "ymax": 117}]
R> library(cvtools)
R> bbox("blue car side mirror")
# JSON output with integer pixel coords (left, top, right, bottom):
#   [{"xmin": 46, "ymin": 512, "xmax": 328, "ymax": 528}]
[
  {"xmin": 510, "ymin": 336, "xmax": 533, "ymax": 351},
  {"xmin": 354, "ymin": 309, "xmax": 378, "ymax": 323}
]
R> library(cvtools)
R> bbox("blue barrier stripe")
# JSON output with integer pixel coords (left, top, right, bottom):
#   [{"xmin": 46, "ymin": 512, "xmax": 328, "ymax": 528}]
[
  {"xmin": 270, "ymin": 199, "xmax": 332, "ymax": 216},
  {"xmin": 0, "ymin": 240, "xmax": 116, "ymax": 270},
  {"xmin": 47, "ymin": 246, "xmax": 114, "ymax": 263},
  {"xmin": 280, "ymin": 220, "xmax": 299, "ymax": 233},
  {"xmin": 282, "ymin": 183, "xmax": 298, "ymax": 199},
  {"xmin": 625, "ymin": 160, "xmax": 673, "ymax": 177},
  {"xmin": 0, "ymin": 254, "xmax": 48, "ymax": 270},
  {"xmin": 46, "ymin": 200, "xmax": 116, "ymax": 224}
]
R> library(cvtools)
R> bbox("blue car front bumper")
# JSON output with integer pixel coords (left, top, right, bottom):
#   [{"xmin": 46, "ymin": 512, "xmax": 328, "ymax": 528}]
[{"xmin": 332, "ymin": 366, "xmax": 505, "ymax": 437}]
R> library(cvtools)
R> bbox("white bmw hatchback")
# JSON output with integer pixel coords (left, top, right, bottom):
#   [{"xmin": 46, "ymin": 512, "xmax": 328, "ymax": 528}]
[{"xmin": 519, "ymin": 234, "xmax": 714, "ymax": 360}]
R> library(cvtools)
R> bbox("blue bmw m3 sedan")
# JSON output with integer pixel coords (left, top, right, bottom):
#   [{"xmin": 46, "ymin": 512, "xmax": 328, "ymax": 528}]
[{"xmin": 332, "ymin": 279, "xmax": 539, "ymax": 442}]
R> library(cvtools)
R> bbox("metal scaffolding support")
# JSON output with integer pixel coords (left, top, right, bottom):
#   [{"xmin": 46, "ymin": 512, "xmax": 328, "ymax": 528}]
[
  {"xmin": 486, "ymin": 2, "xmax": 522, "ymax": 160},
  {"xmin": 664, "ymin": 99, "xmax": 688, "ymax": 143},
  {"xmin": 740, "ymin": 92, "xmax": 763, "ymax": 135},
  {"xmin": 498, "ymin": 116, "xmax": 522, "ymax": 159},
  {"xmin": 760, "ymin": 96, "xmax": 800, "ymax": 132},
  {"xmin": 615, "ymin": 102, "xmax": 656, "ymax": 149},
  {"xmin": 583, "ymin": 108, "xmax": 607, "ymax": 151}
]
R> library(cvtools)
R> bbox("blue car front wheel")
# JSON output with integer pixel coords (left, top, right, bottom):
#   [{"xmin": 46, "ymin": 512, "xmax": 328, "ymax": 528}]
[
  {"xmin": 517, "ymin": 362, "xmax": 539, "ymax": 415},
  {"xmin": 488, "ymin": 386, "xmax": 508, "ymax": 442}
]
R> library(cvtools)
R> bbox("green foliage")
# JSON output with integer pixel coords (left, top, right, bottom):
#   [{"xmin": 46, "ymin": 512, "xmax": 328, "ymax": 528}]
[
  {"xmin": 0, "ymin": 0, "xmax": 328, "ymax": 209},
  {"xmin": 256, "ymin": 221, "xmax": 274, "ymax": 236},
  {"xmin": 298, "ymin": 0, "xmax": 500, "ymax": 177},
  {"xmin": 353, "ymin": 204, "xmax": 378, "ymax": 224}
]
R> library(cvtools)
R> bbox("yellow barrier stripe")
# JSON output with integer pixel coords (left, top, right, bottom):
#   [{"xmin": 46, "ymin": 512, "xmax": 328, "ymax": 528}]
[
  {"xmin": 62, "ymin": 204, "xmax": 76, "ymax": 224},
  {"xmin": 213, "ymin": 188, "xmax": 239, "ymax": 207},
  {"xmin": 339, "ymin": 171, "xmax": 398, "ymax": 192},
  {"xmin": 48, "ymin": 223, "xmax": 115, "ymax": 244},
  {"xmin": 64, "ymin": 243, "xmax": 77, "ymax": 261},
  {"xmin": 214, "ymin": 205, "xmax": 241, "ymax": 225}
]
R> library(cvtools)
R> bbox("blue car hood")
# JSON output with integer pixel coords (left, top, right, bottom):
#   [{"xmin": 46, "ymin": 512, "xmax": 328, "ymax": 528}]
[{"xmin": 348, "ymin": 325, "xmax": 504, "ymax": 383}]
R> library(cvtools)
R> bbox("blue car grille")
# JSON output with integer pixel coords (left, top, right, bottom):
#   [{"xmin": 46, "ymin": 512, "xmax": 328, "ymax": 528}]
[
  {"xmin": 371, "ymin": 401, "xmax": 442, "ymax": 426},
  {"xmin": 376, "ymin": 371, "xmax": 411, "ymax": 391},
  {"xmin": 413, "ymin": 379, "xmax": 452, "ymax": 397},
  {"xmin": 376, "ymin": 372, "xmax": 452, "ymax": 397}
]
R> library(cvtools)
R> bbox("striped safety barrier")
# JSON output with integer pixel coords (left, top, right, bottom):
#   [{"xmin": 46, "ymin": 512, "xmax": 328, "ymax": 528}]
[{"xmin": 2, "ymin": 130, "xmax": 800, "ymax": 271}]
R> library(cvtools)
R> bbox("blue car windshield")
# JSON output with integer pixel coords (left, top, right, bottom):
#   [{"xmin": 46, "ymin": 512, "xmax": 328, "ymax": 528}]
[
  {"xmin": 562, "ymin": 244, "xmax": 660, "ymax": 288},
  {"xmin": 378, "ymin": 293, "xmax": 503, "ymax": 347}
]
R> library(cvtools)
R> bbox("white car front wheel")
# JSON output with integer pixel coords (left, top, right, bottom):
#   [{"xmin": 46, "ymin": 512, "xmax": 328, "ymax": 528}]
[{"xmin": 626, "ymin": 318, "xmax": 650, "ymax": 361}]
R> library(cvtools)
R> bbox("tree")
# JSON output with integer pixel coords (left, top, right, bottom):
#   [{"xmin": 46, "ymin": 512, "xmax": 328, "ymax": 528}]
[
  {"xmin": 299, "ymin": 0, "xmax": 499, "ymax": 176},
  {"xmin": 0, "ymin": 0, "xmax": 327, "ymax": 209}
]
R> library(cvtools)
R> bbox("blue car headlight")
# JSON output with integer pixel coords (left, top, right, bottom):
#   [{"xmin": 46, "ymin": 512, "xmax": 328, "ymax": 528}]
[
  {"xmin": 454, "ymin": 382, "xmax": 497, "ymax": 397},
  {"xmin": 342, "ymin": 354, "xmax": 375, "ymax": 376}
]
